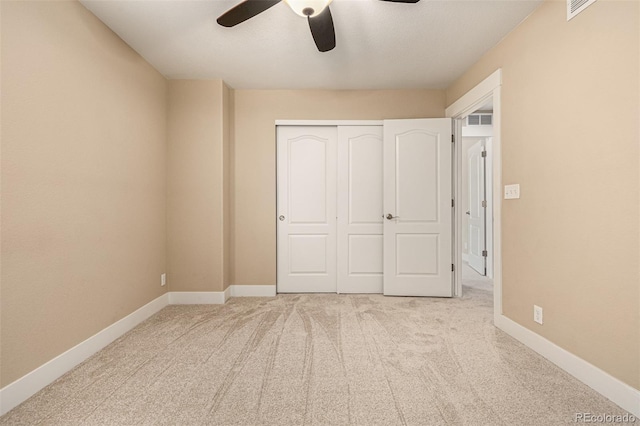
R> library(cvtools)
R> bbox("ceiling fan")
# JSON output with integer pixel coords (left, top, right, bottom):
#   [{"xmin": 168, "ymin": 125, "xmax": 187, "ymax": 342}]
[{"xmin": 216, "ymin": 0, "xmax": 420, "ymax": 53}]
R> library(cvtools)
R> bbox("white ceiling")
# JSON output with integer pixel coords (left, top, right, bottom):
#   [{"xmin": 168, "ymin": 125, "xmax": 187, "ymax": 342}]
[{"xmin": 80, "ymin": 0, "xmax": 541, "ymax": 90}]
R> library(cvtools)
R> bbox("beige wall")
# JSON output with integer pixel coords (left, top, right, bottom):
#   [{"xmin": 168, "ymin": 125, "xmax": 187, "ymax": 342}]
[
  {"xmin": 167, "ymin": 80, "xmax": 231, "ymax": 292},
  {"xmin": 233, "ymin": 90, "xmax": 445, "ymax": 285},
  {"xmin": 447, "ymin": 0, "xmax": 639, "ymax": 389},
  {"xmin": 1, "ymin": 1, "xmax": 167, "ymax": 387}
]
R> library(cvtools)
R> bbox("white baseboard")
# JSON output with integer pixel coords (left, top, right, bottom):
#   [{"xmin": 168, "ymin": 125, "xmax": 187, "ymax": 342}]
[
  {"xmin": 0, "ymin": 293, "xmax": 169, "ymax": 416},
  {"xmin": 168, "ymin": 290, "xmax": 229, "ymax": 305},
  {"xmin": 166, "ymin": 286, "xmax": 277, "ymax": 303},
  {"xmin": 230, "ymin": 285, "xmax": 276, "ymax": 297},
  {"xmin": 495, "ymin": 314, "xmax": 640, "ymax": 417}
]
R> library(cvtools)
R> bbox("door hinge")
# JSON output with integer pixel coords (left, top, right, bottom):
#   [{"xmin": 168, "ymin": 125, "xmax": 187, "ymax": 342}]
[
  {"xmin": 451, "ymin": 199, "xmax": 455, "ymax": 208},
  {"xmin": 451, "ymin": 264, "xmax": 455, "ymax": 272},
  {"xmin": 482, "ymin": 150, "xmax": 487, "ymax": 157},
  {"xmin": 451, "ymin": 134, "xmax": 455, "ymax": 143},
  {"xmin": 482, "ymin": 250, "xmax": 488, "ymax": 257},
  {"xmin": 481, "ymin": 200, "xmax": 487, "ymax": 208}
]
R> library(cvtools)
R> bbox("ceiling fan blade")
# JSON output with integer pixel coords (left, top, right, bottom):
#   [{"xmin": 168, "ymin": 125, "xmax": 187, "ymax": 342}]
[
  {"xmin": 379, "ymin": 0, "xmax": 420, "ymax": 3},
  {"xmin": 217, "ymin": 0, "xmax": 282, "ymax": 27},
  {"xmin": 308, "ymin": 6, "xmax": 336, "ymax": 52}
]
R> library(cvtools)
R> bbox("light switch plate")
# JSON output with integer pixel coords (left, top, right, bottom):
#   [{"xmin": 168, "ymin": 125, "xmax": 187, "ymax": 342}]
[{"xmin": 504, "ymin": 184, "xmax": 520, "ymax": 199}]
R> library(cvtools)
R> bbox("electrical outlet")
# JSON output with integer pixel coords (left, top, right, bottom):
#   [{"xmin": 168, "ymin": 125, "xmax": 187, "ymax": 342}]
[
  {"xmin": 504, "ymin": 184, "xmax": 520, "ymax": 199},
  {"xmin": 533, "ymin": 305, "xmax": 543, "ymax": 325},
  {"xmin": 161, "ymin": 273, "xmax": 166, "ymax": 287}
]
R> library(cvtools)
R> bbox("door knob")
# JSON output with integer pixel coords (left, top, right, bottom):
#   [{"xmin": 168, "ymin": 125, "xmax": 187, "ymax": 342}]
[
  {"xmin": 279, "ymin": 215, "xmax": 285, "ymax": 221},
  {"xmin": 386, "ymin": 214, "xmax": 399, "ymax": 220},
  {"xmin": 466, "ymin": 211, "xmax": 470, "ymax": 215}
]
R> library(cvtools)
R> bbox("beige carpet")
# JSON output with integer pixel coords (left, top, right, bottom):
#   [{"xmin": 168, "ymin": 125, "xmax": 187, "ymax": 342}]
[
  {"xmin": 461, "ymin": 262, "xmax": 492, "ymax": 293},
  {"xmin": 1, "ymin": 287, "xmax": 632, "ymax": 425}
]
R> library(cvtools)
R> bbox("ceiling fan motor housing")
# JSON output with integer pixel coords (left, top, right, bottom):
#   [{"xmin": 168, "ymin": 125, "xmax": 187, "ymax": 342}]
[{"xmin": 285, "ymin": 0, "xmax": 333, "ymax": 18}]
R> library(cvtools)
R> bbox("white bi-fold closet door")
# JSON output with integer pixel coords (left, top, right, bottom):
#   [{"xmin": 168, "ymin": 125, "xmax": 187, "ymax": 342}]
[{"xmin": 277, "ymin": 120, "xmax": 452, "ymax": 297}]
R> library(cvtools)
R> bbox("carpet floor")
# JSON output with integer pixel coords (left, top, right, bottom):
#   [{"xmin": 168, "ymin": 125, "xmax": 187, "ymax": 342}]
[{"xmin": 0, "ymin": 287, "xmax": 632, "ymax": 425}]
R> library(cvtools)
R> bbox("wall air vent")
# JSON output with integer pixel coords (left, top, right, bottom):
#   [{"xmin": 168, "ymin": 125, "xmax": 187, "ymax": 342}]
[
  {"xmin": 568, "ymin": 0, "xmax": 597, "ymax": 21},
  {"xmin": 467, "ymin": 114, "xmax": 492, "ymax": 126}
]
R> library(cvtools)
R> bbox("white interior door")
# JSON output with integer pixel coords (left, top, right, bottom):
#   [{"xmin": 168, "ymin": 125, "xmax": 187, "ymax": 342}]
[
  {"xmin": 337, "ymin": 126, "xmax": 384, "ymax": 293},
  {"xmin": 383, "ymin": 119, "xmax": 453, "ymax": 297},
  {"xmin": 468, "ymin": 140, "xmax": 486, "ymax": 275},
  {"xmin": 277, "ymin": 126, "xmax": 337, "ymax": 293}
]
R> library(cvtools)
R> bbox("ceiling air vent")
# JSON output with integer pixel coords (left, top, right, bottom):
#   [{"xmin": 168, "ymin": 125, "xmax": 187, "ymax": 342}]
[{"xmin": 568, "ymin": 0, "xmax": 597, "ymax": 21}]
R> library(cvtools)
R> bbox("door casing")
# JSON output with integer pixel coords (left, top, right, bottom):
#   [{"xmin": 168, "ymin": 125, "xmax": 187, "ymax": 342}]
[{"xmin": 445, "ymin": 69, "xmax": 502, "ymax": 315}]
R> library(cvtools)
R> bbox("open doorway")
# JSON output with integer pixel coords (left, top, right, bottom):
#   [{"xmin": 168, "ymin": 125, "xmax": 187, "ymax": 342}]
[
  {"xmin": 446, "ymin": 69, "xmax": 502, "ymax": 319},
  {"xmin": 460, "ymin": 104, "xmax": 493, "ymax": 292}
]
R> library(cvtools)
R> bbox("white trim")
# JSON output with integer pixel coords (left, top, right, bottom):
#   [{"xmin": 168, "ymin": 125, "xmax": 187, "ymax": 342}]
[
  {"xmin": 462, "ymin": 253, "xmax": 469, "ymax": 262},
  {"xmin": 0, "ymin": 293, "xmax": 170, "ymax": 416},
  {"xmin": 446, "ymin": 69, "xmax": 502, "ymax": 312},
  {"xmin": 275, "ymin": 120, "xmax": 383, "ymax": 126},
  {"xmin": 491, "ymin": 85, "xmax": 502, "ymax": 314},
  {"xmin": 484, "ymin": 137, "xmax": 494, "ymax": 280},
  {"xmin": 452, "ymin": 118, "xmax": 464, "ymax": 297},
  {"xmin": 445, "ymin": 70, "xmax": 502, "ymax": 118},
  {"xmin": 495, "ymin": 315, "xmax": 640, "ymax": 417},
  {"xmin": 230, "ymin": 285, "xmax": 277, "ymax": 297},
  {"xmin": 168, "ymin": 290, "xmax": 229, "ymax": 305}
]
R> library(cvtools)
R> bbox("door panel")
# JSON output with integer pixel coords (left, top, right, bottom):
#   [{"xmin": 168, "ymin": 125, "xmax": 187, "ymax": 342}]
[
  {"xmin": 289, "ymin": 137, "xmax": 328, "ymax": 223},
  {"xmin": 397, "ymin": 134, "xmax": 439, "ymax": 222},
  {"xmin": 348, "ymin": 235, "xmax": 384, "ymax": 274},
  {"xmin": 396, "ymin": 234, "xmax": 439, "ymax": 275},
  {"xmin": 289, "ymin": 235, "xmax": 328, "ymax": 273},
  {"xmin": 348, "ymin": 137, "xmax": 383, "ymax": 224},
  {"xmin": 337, "ymin": 126, "xmax": 384, "ymax": 293},
  {"xmin": 277, "ymin": 126, "xmax": 337, "ymax": 293},
  {"xmin": 383, "ymin": 119, "xmax": 453, "ymax": 297},
  {"xmin": 468, "ymin": 140, "xmax": 486, "ymax": 275}
]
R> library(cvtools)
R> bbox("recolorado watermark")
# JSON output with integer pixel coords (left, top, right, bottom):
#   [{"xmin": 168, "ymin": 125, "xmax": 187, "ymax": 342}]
[{"xmin": 574, "ymin": 413, "xmax": 637, "ymax": 423}]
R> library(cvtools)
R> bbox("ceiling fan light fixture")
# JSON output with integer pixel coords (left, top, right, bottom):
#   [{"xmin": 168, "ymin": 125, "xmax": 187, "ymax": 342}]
[{"xmin": 285, "ymin": 0, "xmax": 333, "ymax": 18}]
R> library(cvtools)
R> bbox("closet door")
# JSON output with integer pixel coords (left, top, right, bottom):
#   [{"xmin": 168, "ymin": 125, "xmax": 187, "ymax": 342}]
[
  {"xmin": 277, "ymin": 126, "xmax": 337, "ymax": 293},
  {"xmin": 337, "ymin": 126, "xmax": 384, "ymax": 293},
  {"xmin": 383, "ymin": 119, "xmax": 453, "ymax": 297}
]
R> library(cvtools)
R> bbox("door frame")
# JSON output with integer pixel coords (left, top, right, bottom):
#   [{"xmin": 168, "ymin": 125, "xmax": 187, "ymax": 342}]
[{"xmin": 445, "ymin": 69, "xmax": 502, "ymax": 319}]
